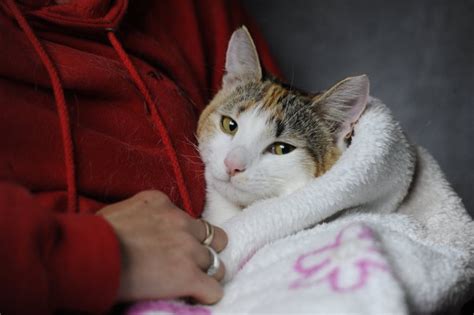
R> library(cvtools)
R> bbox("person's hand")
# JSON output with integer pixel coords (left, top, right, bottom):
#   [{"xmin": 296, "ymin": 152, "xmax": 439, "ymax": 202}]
[{"xmin": 97, "ymin": 190, "xmax": 228, "ymax": 304}]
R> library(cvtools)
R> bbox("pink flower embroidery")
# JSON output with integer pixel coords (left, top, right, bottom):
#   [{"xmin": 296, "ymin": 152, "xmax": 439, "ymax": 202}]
[
  {"xmin": 127, "ymin": 300, "xmax": 211, "ymax": 315},
  {"xmin": 290, "ymin": 223, "xmax": 389, "ymax": 292}
]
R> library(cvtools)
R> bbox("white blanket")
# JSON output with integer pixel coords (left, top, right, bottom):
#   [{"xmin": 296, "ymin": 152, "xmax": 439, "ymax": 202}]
[{"xmin": 127, "ymin": 98, "xmax": 474, "ymax": 315}]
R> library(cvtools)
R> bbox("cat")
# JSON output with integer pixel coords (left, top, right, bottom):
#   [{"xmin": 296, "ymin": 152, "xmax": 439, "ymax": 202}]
[{"xmin": 197, "ymin": 26, "xmax": 369, "ymax": 225}]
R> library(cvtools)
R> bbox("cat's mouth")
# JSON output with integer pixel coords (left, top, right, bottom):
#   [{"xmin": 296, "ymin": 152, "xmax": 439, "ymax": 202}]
[
  {"xmin": 212, "ymin": 173, "xmax": 250, "ymax": 193},
  {"xmin": 210, "ymin": 172, "xmax": 231, "ymax": 183}
]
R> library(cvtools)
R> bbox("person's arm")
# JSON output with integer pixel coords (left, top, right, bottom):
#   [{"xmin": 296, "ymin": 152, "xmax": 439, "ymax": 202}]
[
  {"xmin": 0, "ymin": 183, "xmax": 228, "ymax": 314},
  {"xmin": 0, "ymin": 181, "xmax": 121, "ymax": 314}
]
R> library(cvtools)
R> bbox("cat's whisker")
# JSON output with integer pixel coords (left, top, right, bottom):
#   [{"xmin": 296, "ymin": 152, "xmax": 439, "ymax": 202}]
[
  {"xmin": 179, "ymin": 156, "xmax": 203, "ymax": 166},
  {"xmin": 179, "ymin": 136, "xmax": 201, "ymax": 151}
]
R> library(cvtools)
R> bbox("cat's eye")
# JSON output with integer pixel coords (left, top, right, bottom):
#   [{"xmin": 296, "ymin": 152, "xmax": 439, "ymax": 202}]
[
  {"xmin": 268, "ymin": 142, "xmax": 296, "ymax": 155},
  {"xmin": 221, "ymin": 116, "xmax": 238, "ymax": 135}
]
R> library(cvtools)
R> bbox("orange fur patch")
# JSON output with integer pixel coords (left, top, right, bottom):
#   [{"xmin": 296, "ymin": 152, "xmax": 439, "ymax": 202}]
[{"xmin": 315, "ymin": 147, "xmax": 341, "ymax": 177}]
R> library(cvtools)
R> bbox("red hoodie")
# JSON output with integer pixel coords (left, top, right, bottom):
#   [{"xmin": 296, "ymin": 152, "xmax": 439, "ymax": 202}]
[{"xmin": 0, "ymin": 0, "xmax": 281, "ymax": 313}]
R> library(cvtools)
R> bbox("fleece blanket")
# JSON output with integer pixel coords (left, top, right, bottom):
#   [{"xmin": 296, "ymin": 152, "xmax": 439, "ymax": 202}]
[{"xmin": 127, "ymin": 98, "xmax": 474, "ymax": 315}]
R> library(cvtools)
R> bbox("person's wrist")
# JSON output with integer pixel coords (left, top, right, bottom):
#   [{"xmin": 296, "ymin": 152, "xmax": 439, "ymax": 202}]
[
  {"xmin": 115, "ymin": 237, "xmax": 131, "ymax": 302},
  {"xmin": 50, "ymin": 214, "xmax": 122, "ymax": 312}
]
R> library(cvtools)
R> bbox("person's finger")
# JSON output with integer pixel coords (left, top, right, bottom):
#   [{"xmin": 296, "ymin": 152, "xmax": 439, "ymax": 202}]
[
  {"xmin": 193, "ymin": 244, "xmax": 226, "ymax": 282},
  {"xmin": 188, "ymin": 219, "xmax": 228, "ymax": 253},
  {"xmin": 193, "ymin": 242, "xmax": 211, "ymax": 269},
  {"xmin": 210, "ymin": 258, "xmax": 225, "ymax": 282},
  {"xmin": 209, "ymin": 225, "xmax": 227, "ymax": 252},
  {"xmin": 188, "ymin": 269, "xmax": 224, "ymax": 305}
]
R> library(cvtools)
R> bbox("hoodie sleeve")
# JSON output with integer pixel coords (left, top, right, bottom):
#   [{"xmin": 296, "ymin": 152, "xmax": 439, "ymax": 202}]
[{"xmin": 0, "ymin": 181, "xmax": 121, "ymax": 314}]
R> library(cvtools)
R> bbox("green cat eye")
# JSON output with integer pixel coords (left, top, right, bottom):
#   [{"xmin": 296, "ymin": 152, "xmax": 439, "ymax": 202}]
[
  {"xmin": 268, "ymin": 142, "xmax": 296, "ymax": 155},
  {"xmin": 221, "ymin": 116, "xmax": 238, "ymax": 135}
]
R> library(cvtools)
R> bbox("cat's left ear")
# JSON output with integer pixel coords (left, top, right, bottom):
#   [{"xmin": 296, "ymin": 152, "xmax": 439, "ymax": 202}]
[
  {"xmin": 315, "ymin": 75, "xmax": 369, "ymax": 145},
  {"xmin": 223, "ymin": 26, "xmax": 262, "ymax": 90}
]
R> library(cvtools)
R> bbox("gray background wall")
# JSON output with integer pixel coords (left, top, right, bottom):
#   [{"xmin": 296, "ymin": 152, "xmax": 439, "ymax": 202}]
[{"xmin": 243, "ymin": 0, "xmax": 474, "ymax": 217}]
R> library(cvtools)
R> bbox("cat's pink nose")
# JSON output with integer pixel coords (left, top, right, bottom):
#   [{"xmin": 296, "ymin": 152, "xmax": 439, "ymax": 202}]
[{"xmin": 224, "ymin": 157, "xmax": 246, "ymax": 177}]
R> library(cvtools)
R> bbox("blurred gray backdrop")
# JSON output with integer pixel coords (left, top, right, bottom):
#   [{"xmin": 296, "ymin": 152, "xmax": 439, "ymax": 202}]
[{"xmin": 243, "ymin": 0, "xmax": 474, "ymax": 217}]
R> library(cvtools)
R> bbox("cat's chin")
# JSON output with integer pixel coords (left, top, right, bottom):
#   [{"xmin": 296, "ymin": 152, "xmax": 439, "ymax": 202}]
[{"xmin": 209, "ymin": 176, "xmax": 260, "ymax": 208}]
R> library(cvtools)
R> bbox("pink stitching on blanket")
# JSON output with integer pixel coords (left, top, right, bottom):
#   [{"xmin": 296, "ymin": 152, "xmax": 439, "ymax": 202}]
[
  {"xmin": 238, "ymin": 248, "xmax": 258, "ymax": 271},
  {"xmin": 290, "ymin": 224, "xmax": 389, "ymax": 292},
  {"xmin": 127, "ymin": 300, "xmax": 211, "ymax": 315}
]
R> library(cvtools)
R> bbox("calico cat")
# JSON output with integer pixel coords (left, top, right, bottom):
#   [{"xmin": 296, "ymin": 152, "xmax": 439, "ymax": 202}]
[{"xmin": 198, "ymin": 27, "xmax": 369, "ymax": 225}]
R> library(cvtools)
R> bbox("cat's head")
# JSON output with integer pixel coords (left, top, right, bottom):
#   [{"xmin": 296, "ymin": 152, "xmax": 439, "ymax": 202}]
[{"xmin": 197, "ymin": 26, "xmax": 369, "ymax": 208}]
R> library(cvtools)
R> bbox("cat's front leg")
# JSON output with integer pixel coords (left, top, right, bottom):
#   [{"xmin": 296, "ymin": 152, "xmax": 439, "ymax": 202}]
[{"xmin": 201, "ymin": 188, "xmax": 242, "ymax": 226}]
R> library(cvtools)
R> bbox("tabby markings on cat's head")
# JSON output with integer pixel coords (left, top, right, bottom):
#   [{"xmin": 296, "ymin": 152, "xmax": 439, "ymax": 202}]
[{"xmin": 197, "ymin": 26, "xmax": 369, "ymax": 209}]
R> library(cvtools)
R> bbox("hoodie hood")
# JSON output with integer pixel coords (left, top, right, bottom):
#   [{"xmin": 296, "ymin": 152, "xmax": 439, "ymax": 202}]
[{"xmin": 1, "ymin": 0, "xmax": 128, "ymax": 32}]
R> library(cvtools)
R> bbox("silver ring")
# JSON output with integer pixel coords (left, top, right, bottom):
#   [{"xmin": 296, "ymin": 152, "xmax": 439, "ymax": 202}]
[
  {"xmin": 200, "ymin": 219, "xmax": 215, "ymax": 246},
  {"xmin": 205, "ymin": 245, "xmax": 220, "ymax": 276}
]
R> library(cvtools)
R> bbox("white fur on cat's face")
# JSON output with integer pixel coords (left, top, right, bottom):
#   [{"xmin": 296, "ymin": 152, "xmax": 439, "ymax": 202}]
[
  {"xmin": 198, "ymin": 26, "xmax": 368, "ymax": 224},
  {"xmin": 199, "ymin": 104, "xmax": 315, "ymax": 209}
]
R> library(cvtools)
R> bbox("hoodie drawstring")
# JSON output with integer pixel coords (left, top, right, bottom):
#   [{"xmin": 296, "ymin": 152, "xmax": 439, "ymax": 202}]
[
  {"xmin": 106, "ymin": 31, "xmax": 194, "ymax": 216},
  {"xmin": 5, "ymin": 0, "xmax": 78, "ymax": 213},
  {"xmin": 5, "ymin": 0, "xmax": 195, "ymax": 216}
]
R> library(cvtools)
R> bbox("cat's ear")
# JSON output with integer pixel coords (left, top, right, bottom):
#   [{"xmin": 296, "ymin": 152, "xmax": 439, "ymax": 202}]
[
  {"xmin": 315, "ymin": 75, "xmax": 369, "ymax": 144},
  {"xmin": 223, "ymin": 26, "xmax": 262, "ymax": 90}
]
